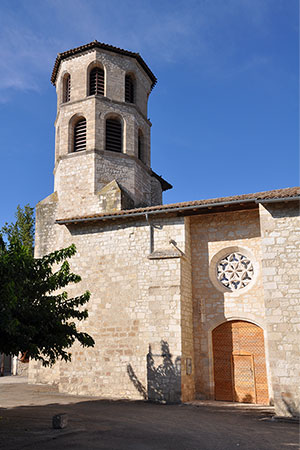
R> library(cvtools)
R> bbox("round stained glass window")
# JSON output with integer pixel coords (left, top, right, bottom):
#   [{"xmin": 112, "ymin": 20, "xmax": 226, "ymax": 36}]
[{"xmin": 216, "ymin": 252, "xmax": 254, "ymax": 291}]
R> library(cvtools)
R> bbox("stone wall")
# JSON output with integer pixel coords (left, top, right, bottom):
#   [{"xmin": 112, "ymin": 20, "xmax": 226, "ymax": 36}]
[
  {"xmin": 34, "ymin": 192, "xmax": 59, "ymax": 257},
  {"xmin": 180, "ymin": 217, "xmax": 195, "ymax": 401},
  {"xmin": 30, "ymin": 215, "xmax": 192, "ymax": 402},
  {"xmin": 94, "ymin": 97, "xmax": 151, "ymax": 165},
  {"xmin": 54, "ymin": 148, "xmax": 162, "ymax": 219},
  {"xmin": 55, "ymin": 151, "xmax": 99, "ymax": 218},
  {"xmin": 190, "ymin": 209, "xmax": 267, "ymax": 400},
  {"xmin": 31, "ymin": 199, "xmax": 299, "ymax": 411},
  {"xmin": 259, "ymin": 201, "xmax": 300, "ymax": 417},
  {"xmin": 95, "ymin": 150, "xmax": 159, "ymax": 209}
]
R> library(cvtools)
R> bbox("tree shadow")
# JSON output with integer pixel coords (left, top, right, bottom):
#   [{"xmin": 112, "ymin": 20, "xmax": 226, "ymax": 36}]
[
  {"xmin": 126, "ymin": 364, "xmax": 147, "ymax": 400},
  {"xmin": 127, "ymin": 340, "xmax": 181, "ymax": 404}
]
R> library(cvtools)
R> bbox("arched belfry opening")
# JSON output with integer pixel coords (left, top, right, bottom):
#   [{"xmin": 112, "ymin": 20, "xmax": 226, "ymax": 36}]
[
  {"xmin": 212, "ymin": 320, "xmax": 269, "ymax": 404},
  {"xmin": 73, "ymin": 117, "xmax": 86, "ymax": 152},
  {"xmin": 89, "ymin": 66, "xmax": 105, "ymax": 96},
  {"xmin": 105, "ymin": 116, "xmax": 122, "ymax": 153}
]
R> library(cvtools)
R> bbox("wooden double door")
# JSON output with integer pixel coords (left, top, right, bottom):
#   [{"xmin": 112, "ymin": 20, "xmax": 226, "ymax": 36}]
[{"xmin": 212, "ymin": 321, "xmax": 269, "ymax": 404}]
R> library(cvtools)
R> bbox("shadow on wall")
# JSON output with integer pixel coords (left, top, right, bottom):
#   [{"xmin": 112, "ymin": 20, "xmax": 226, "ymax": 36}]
[
  {"xmin": 127, "ymin": 340, "xmax": 181, "ymax": 404},
  {"xmin": 263, "ymin": 200, "xmax": 299, "ymax": 219},
  {"xmin": 281, "ymin": 392, "xmax": 300, "ymax": 418}
]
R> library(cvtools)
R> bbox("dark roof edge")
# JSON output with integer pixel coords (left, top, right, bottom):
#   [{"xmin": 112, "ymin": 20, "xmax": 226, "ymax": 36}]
[
  {"xmin": 51, "ymin": 41, "xmax": 157, "ymax": 89},
  {"xmin": 56, "ymin": 198, "xmax": 257, "ymax": 225},
  {"xmin": 256, "ymin": 196, "xmax": 300, "ymax": 204},
  {"xmin": 55, "ymin": 187, "xmax": 300, "ymax": 225},
  {"xmin": 151, "ymin": 171, "xmax": 172, "ymax": 191}
]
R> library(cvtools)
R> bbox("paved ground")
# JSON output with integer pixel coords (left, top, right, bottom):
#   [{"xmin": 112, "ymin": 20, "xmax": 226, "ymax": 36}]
[{"xmin": 0, "ymin": 381, "xmax": 299, "ymax": 450}]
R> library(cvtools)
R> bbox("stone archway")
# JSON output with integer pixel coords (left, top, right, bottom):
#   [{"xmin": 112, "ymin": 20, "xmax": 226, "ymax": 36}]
[{"xmin": 212, "ymin": 321, "xmax": 269, "ymax": 404}]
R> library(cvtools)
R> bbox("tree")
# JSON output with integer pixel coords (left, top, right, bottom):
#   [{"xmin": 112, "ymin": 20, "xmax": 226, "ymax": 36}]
[
  {"xmin": 1, "ymin": 204, "xmax": 35, "ymax": 254},
  {"xmin": 0, "ymin": 206, "xmax": 94, "ymax": 367}
]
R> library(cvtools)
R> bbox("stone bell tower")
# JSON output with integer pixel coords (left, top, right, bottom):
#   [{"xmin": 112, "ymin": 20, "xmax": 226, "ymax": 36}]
[{"xmin": 51, "ymin": 41, "xmax": 171, "ymax": 219}]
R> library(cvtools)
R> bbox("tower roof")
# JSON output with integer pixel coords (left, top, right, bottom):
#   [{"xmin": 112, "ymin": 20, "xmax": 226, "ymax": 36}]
[{"xmin": 51, "ymin": 40, "xmax": 157, "ymax": 89}]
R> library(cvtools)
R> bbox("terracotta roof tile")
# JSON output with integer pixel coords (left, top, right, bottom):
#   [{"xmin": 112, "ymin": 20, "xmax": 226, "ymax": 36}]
[
  {"xmin": 51, "ymin": 41, "xmax": 157, "ymax": 89},
  {"xmin": 57, "ymin": 186, "xmax": 299, "ymax": 224}
]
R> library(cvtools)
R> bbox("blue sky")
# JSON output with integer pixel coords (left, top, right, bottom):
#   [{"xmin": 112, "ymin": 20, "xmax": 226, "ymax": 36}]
[{"xmin": 0, "ymin": 0, "xmax": 298, "ymax": 227}]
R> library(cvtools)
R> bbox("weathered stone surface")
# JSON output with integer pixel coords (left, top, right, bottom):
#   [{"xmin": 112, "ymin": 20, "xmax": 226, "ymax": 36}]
[
  {"xmin": 190, "ymin": 209, "xmax": 266, "ymax": 400},
  {"xmin": 259, "ymin": 201, "xmax": 300, "ymax": 417},
  {"xmin": 98, "ymin": 179, "xmax": 134, "ymax": 212}
]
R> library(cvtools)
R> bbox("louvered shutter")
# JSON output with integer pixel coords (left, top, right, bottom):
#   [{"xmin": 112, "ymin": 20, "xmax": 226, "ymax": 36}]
[
  {"xmin": 64, "ymin": 75, "xmax": 71, "ymax": 102},
  {"xmin": 74, "ymin": 119, "xmax": 86, "ymax": 152},
  {"xmin": 125, "ymin": 75, "xmax": 134, "ymax": 103},
  {"xmin": 90, "ymin": 68, "xmax": 104, "ymax": 96},
  {"xmin": 106, "ymin": 119, "xmax": 122, "ymax": 152}
]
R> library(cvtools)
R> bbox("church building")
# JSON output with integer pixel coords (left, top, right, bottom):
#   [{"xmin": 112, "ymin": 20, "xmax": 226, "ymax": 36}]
[{"xmin": 29, "ymin": 41, "xmax": 300, "ymax": 418}]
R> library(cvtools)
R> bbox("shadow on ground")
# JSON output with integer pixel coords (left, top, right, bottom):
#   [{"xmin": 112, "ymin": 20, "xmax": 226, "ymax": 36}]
[{"xmin": 0, "ymin": 387, "xmax": 299, "ymax": 450}]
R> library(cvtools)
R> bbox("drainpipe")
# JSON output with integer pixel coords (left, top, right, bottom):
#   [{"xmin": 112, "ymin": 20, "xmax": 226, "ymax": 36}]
[{"xmin": 145, "ymin": 213, "xmax": 154, "ymax": 254}]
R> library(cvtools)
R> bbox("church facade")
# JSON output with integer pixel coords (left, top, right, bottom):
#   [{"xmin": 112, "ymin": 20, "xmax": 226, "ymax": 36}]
[{"xmin": 29, "ymin": 41, "xmax": 300, "ymax": 418}]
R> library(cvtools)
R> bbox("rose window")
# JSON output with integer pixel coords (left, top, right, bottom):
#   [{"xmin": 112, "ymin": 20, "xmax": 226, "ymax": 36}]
[{"xmin": 216, "ymin": 252, "xmax": 254, "ymax": 291}]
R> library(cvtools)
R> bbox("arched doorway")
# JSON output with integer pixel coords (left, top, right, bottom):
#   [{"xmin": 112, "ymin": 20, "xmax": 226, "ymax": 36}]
[{"xmin": 212, "ymin": 321, "xmax": 269, "ymax": 404}]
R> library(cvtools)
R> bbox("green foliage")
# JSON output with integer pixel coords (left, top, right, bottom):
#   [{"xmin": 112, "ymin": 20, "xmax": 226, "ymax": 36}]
[
  {"xmin": 0, "ymin": 241, "xmax": 95, "ymax": 366},
  {"xmin": 1, "ymin": 204, "xmax": 35, "ymax": 254}
]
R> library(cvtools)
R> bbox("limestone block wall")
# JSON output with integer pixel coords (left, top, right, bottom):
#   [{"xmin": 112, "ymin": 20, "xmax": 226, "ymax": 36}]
[
  {"xmin": 30, "ymin": 215, "xmax": 192, "ymax": 402},
  {"xmin": 55, "ymin": 96, "xmax": 150, "ymax": 163},
  {"xmin": 34, "ymin": 192, "xmax": 59, "ymax": 258},
  {"xmin": 98, "ymin": 180, "xmax": 134, "ymax": 212},
  {"xmin": 55, "ymin": 151, "xmax": 100, "ymax": 218},
  {"xmin": 180, "ymin": 217, "xmax": 195, "ymax": 402},
  {"xmin": 95, "ymin": 150, "xmax": 156, "ymax": 208},
  {"xmin": 29, "ymin": 356, "xmax": 61, "ymax": 386},
  {"xmin": 190, "ymin": 209, "xmax": 267, "ymax": 400},
  {"xmin": 95, "ymin": 151, "xmax": 134, "ymax": 193},
  {"xmin": 259, "ymin": 201, "xmax": 300, "ymax": 417},
  {"xmin": 94, "ymin": 98, "xmax": 151, "ymax": 165},
  {"xmin": 55, "ymin": 148, "xmax": 160, "ymax": 220},
  {"xmin": 55, "ymin": 97, "xmax": 96, "ymax": 159}
]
